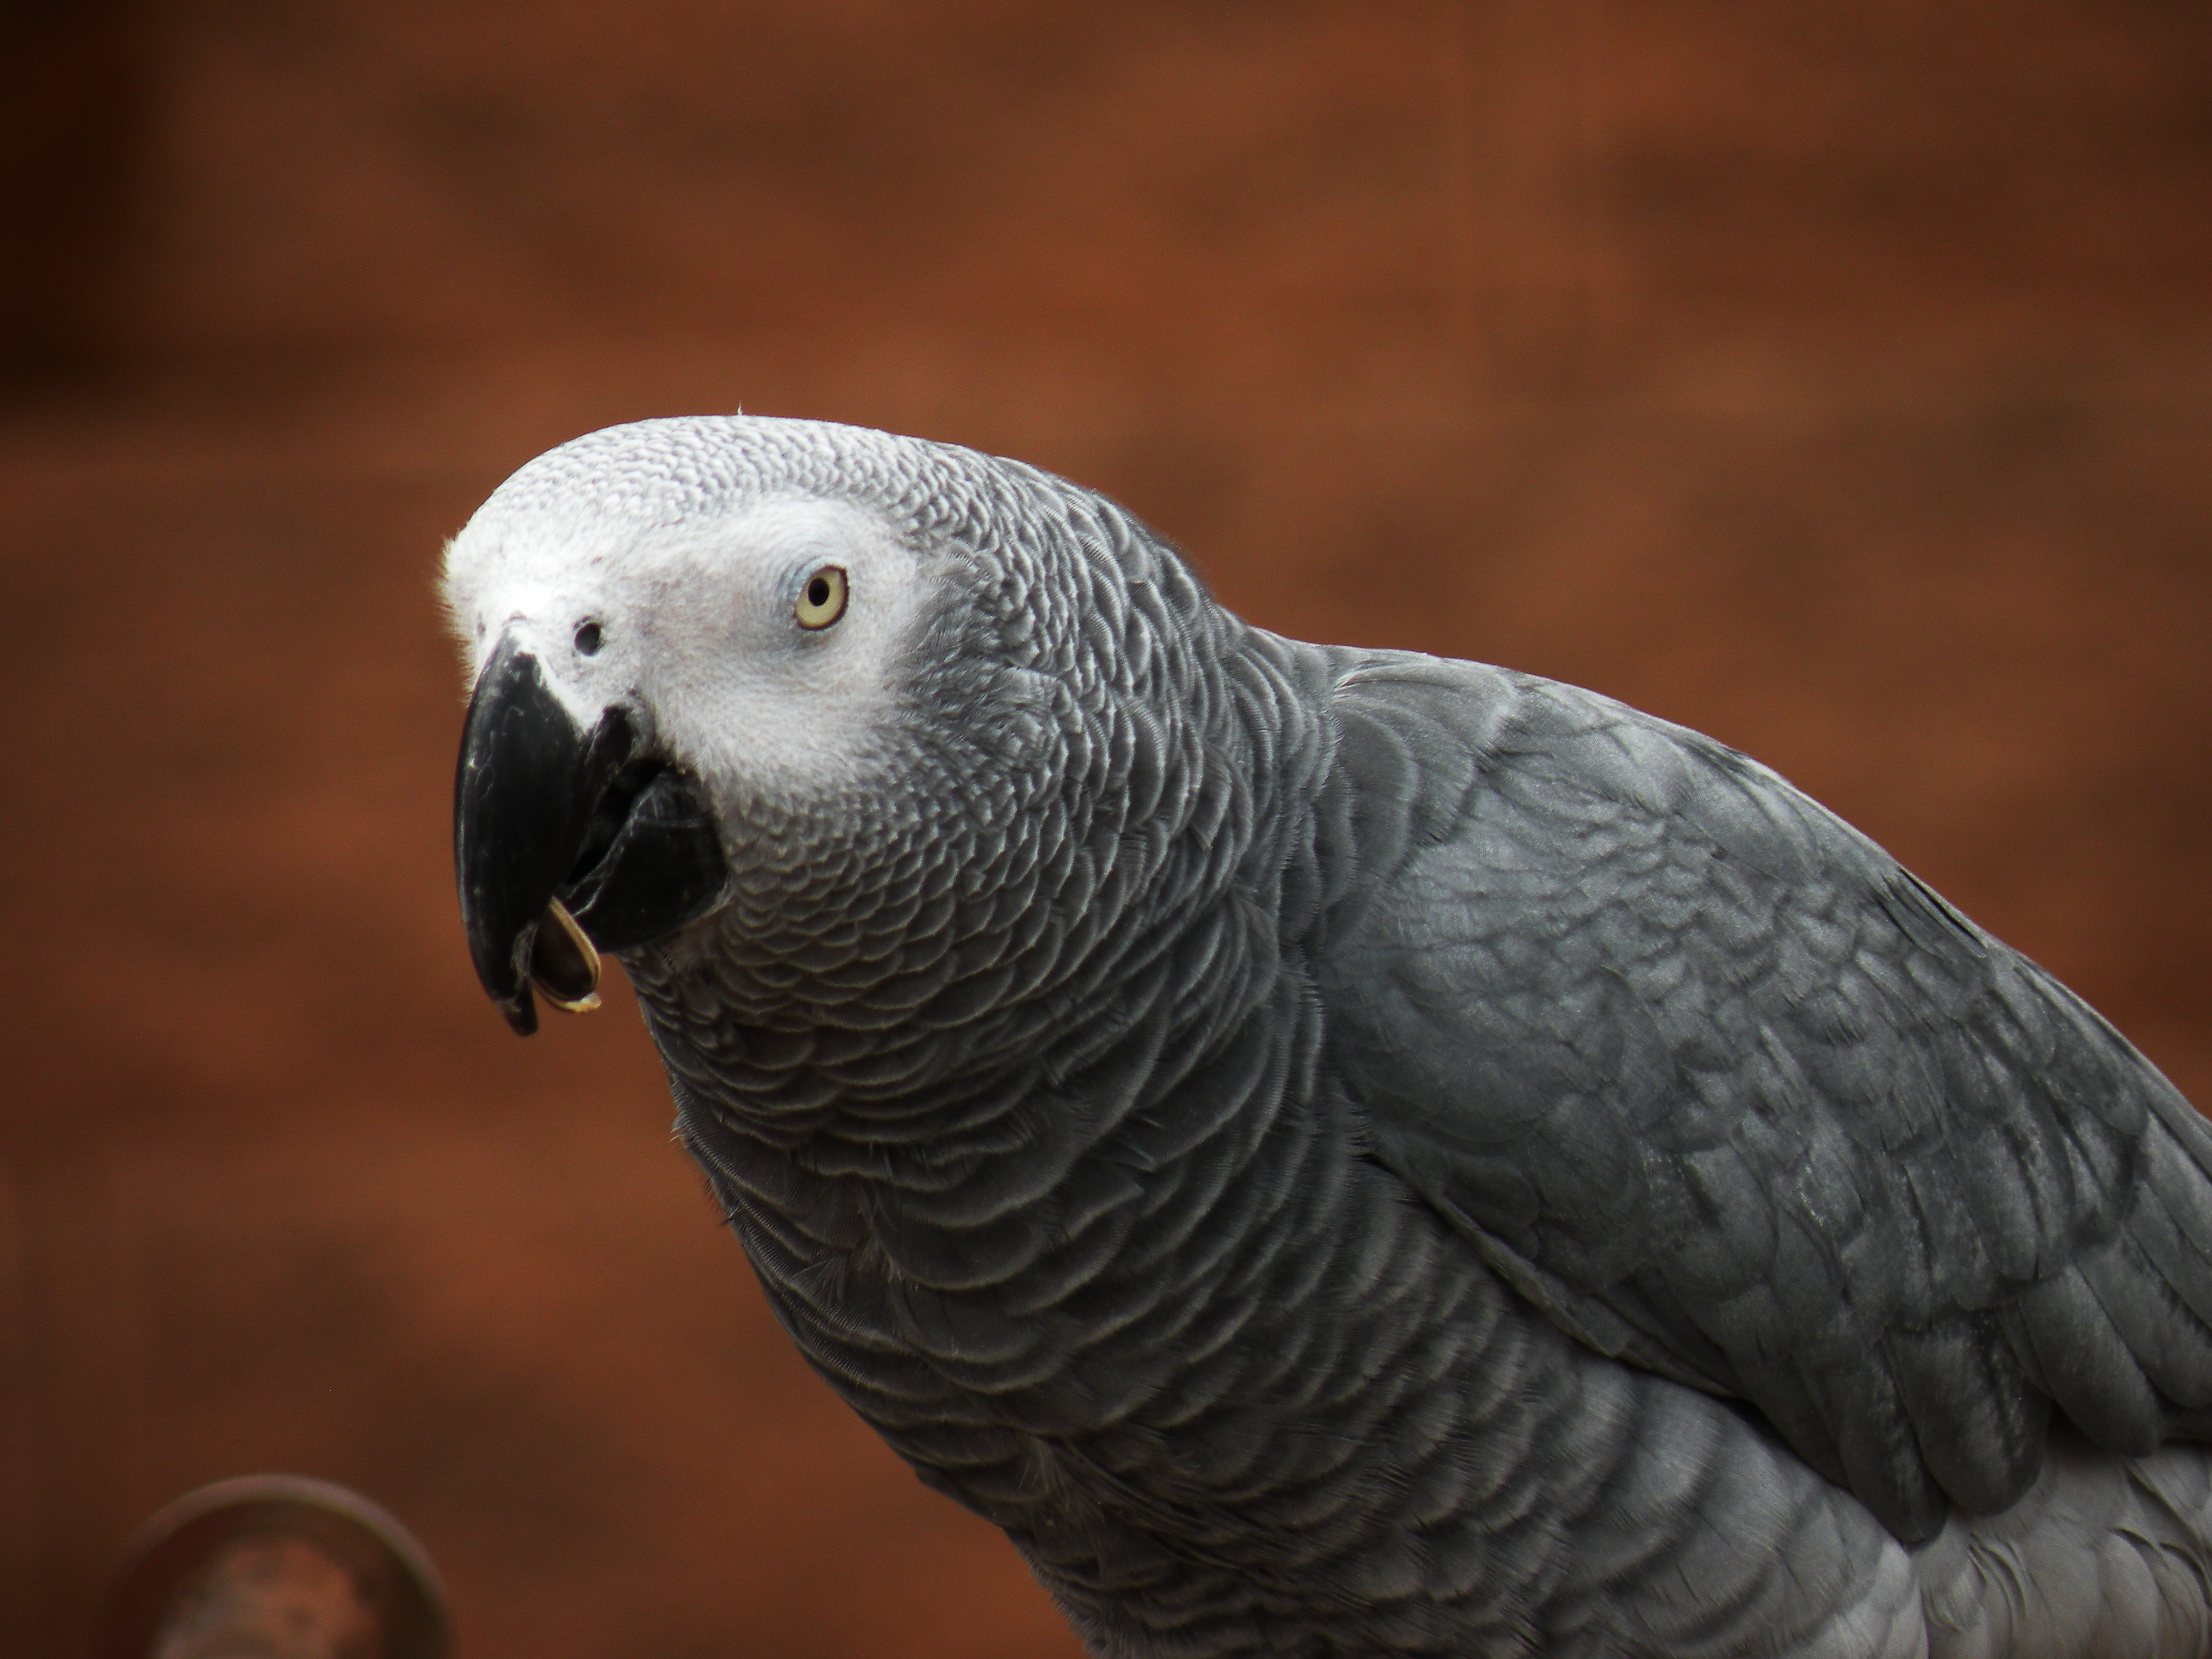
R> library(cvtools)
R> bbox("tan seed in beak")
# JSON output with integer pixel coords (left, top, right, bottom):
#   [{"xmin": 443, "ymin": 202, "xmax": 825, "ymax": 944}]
[{"xmin": 529, "ymin": 898, "xmax": 602, "ymax": 1013}]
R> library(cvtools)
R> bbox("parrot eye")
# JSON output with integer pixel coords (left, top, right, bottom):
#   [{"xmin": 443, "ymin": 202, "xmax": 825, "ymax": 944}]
[
  {"xmin": 574, "ymin": 621, "xmax": 604, "ymax": 656},
  {"xmin": 794, "ymin": 565, "xmax": 848, "ymax": 630}
]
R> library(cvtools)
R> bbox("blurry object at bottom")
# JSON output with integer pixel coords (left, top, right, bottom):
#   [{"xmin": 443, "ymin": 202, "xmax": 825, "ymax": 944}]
[{"xmin": 99, "ymin": 1476, "xmax": 449, "ymax": 1659}]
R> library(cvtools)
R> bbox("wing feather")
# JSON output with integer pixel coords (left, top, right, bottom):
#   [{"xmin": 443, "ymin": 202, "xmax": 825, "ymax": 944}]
[{"xmin": 1313, "ymin": 651, "xmax": 2212, "ymax": 1540}]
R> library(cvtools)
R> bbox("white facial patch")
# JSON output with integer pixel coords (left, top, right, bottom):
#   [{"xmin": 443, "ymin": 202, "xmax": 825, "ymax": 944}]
[
  {"xmin": 631, "ymin": 498, "xmax": 927, "ymax": 800},
  {"xmin": 444, "ymin": 488, "xmax": 931, "ymax": 808}
]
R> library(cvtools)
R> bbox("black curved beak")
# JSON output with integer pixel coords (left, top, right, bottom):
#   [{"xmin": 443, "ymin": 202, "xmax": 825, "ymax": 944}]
[{"xmin": 453, "ymin": 635, "xmax": 729, "ymax": 1036}]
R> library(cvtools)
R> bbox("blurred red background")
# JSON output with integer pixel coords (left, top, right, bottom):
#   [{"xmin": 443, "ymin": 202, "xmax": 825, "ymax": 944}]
[{"xmin": 3, "ymin": 3, "xmax": 2208, "ymax": 1655}]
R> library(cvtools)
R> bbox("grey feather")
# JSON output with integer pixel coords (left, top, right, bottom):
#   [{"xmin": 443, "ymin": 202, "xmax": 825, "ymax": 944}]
[
  {"xmin": 445, "ymin": 416, "xmax": 2212, "ymax": 1657},
  {"xmin": 1316, "ymin": 654, "xmax": 2212, "ymax": 1545}
]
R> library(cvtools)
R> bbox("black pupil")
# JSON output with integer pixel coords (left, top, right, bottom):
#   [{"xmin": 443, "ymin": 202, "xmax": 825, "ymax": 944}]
[
  {"xmin": 807, "ymin": 577, "xmax": 832, "ymax": 608},
  {"xmin": 575, "ymin": 622, "xmax": 603, "ymax": 654}
]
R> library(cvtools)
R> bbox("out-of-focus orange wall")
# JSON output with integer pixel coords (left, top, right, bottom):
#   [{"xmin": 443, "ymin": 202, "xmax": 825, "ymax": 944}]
[{"xmin": 3, "ymin": 4, "xmax": 2208, "ymax": 1655}]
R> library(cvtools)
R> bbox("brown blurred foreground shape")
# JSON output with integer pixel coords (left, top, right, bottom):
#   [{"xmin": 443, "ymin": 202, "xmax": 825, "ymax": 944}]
[
  {"xmin": 101, "ymin": 1476, "xmax": 447, "ymax": 1659},
  {"xmin": 4, "ymin": 3, "xmax": 2210, "ymax": 1656}
]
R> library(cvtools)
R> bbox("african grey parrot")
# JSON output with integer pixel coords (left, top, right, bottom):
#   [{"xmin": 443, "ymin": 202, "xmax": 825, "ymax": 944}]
[{"xmin": 444, "ymin": 416, "xmax": 2212, "ymax": 1658}]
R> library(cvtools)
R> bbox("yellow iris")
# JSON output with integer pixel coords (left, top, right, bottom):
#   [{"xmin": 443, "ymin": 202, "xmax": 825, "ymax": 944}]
[{"xmin": 796, "ymin": 565, "xmax": 848, "ymax": 629}]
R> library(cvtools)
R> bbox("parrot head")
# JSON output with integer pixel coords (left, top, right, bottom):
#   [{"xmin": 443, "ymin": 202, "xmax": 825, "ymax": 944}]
[
  {"xmin": 441, "ymin": 417, "xmax": 962, "ymax": 1034},
  {"xmin": 441, "ymin": 415, "xmax": 1205, "ymax": 1040}
]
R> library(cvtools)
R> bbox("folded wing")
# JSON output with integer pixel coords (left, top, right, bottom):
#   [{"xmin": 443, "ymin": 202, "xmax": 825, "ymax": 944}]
[{"xmin": 1313, "ymin": 653, "xmax": 2212, "ymax": 1541}]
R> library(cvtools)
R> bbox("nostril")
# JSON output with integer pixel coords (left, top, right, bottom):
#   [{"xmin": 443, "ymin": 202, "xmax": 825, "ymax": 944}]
[{"xmin": 575, "ymin": 620, "xmax": 604, "ymax": 656}]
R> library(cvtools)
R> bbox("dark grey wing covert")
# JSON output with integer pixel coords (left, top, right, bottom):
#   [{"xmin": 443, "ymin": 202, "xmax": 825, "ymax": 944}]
[{"xmin": 1312, "ymin": 653, "xmax": 2212, "ymax": 1541}]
